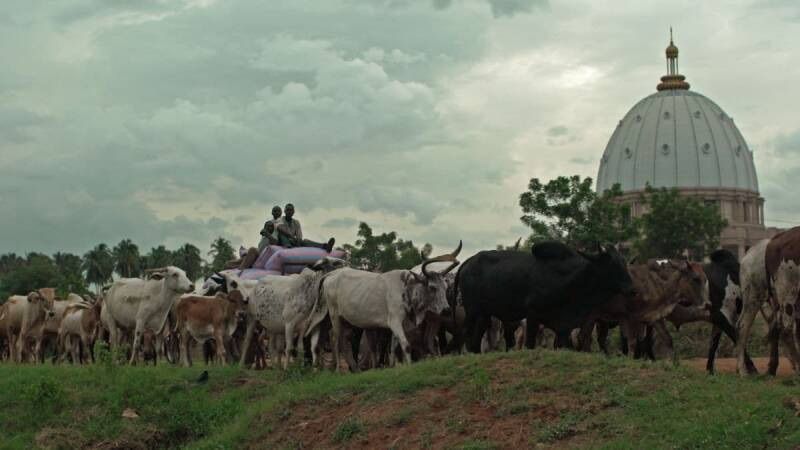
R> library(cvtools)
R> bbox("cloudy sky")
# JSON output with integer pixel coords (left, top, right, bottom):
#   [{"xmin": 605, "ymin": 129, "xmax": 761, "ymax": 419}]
[{"xmin": 2, "ymin": 0, "xmax": 799, "ymax": 257}]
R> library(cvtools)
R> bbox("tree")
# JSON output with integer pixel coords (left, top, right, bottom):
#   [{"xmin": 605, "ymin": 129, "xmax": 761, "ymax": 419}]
[
  {"xmin": 206, "ymin": 237, "xmax": 235, "ymax": 275},
  {"xmin": 112, "ymin": 239, "xmax": 141, "ymax": 278},
  {"xmin": 83, "ymin": 244, "xmax": 114, "ymax": 291},
  {"xmin": 519, "ymin": 175, "xmax": 637, "ymax": 248},
  {"xmin": 1, "ymin": 253, "xmax": 62, "ymax": 299},
  {"xmin": 53, "ymin": 252, "xmax": 88, "ymax": 296},
  {"xmin": 632, "ymin": 186, "xmax": 728, "ymax": 259},
  {"xmin": 0, "ymin": 253, "xmax": 24, "ymax": 275},
  {"xmin": 142, "ymin": 245, "xmax": 174, "ymax": 270},
  {"xmin": 173, "ymin": 243, "xmax": 203, "ymax": 281},
  {"xmin": 343, "ymin": 222, "xmax": 430, "ymax": 272}
]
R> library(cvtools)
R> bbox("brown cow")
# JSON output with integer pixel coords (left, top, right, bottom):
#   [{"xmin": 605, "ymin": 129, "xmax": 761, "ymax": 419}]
[
  {"xmin": 175, "ymin": 290, "xmax": 248, "ymax": 367},
  {"xmin": 579, "ymin": 259, "xmax": 707, "ymax": 358}
]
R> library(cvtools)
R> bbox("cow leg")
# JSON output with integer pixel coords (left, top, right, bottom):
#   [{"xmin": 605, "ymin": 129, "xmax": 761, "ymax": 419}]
[
  {"xmin": 502, "ymin": 321, "xmax": 518, "ymax": 352},
  {"xmin": 283, "ymin": 323, "xmax": 295, "ymax": 370},
  {"xmin": 577, "ymin": 321, "xmax": 594, "ymax": 352},
  {"xmin": 736, "ymin": 303, "xmax": 761, "ymax": 375},
  {"xmin": 214, "ymin": 328, "xmax": 228, "ymax": 365},
  {"xmin": 179, "ymin": 328, "xmax": 192, "ymax": 367},
  {"xmin": 554, "ymin": 331, "xmax": 572, "ymax": 350},
  {"xmin": 780, "ymin": 326, "xmax": 800, "ymax": 375},
  {"xmin": 706, "ymin": 326, "xmax": 723, "ymax": 374},
  {"xmin": 238, "ymin": 318, "xmax": 256, "ymax": 367},
  {"xmin": 128, "ymin": 319, "xmax": 146, "ymax": 365},
  {"xmin": 653, "ymin": 320, "xmax": 674, "ymax": 361},
  {"xmin": 622, "ymin": 321, "xmax": 639, "ymax": 358},
  {"xmin": 597, "ymin": 322, "xmax": 611, "ymax": 355},
  {"xmin": 524, "ymin": 318, "xmax": 539, "ymax": 349},
  {"xmin": 386, "ymin": 317, "xmax": 412, "ymax": 365},
  {"xmin": 468, "ymin": 314, "xmax": 489, "ymax": 354}
]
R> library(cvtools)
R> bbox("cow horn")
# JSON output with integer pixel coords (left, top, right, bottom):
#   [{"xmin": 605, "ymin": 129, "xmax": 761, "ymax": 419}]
[
  {"xmin": 421, "ymin": 259, "xmax": 434, "ymax": 279},
  {"xmin": 451, "ymin": 240, "xmax": 463, "ymax": 258},
  {"xmin": 513, "ymin": 237, "xmax": 522, "ymax": 251}
]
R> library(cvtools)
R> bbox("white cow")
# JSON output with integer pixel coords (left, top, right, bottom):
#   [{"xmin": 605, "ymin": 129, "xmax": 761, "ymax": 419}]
[
  {"xmin": 2, "ymin": 290, "xmax": 55, "ymax": 363},
  {"xmin": 737, "ymin": 227, "xmax": 800, "ymax": 376},
  {"xmin": 101, "ymin": 266, "xmax": 194, "ymax": 364},
  {"xmin": 238, "ymin": 257, "xmax": 347, "ymax": 368},
  {"xmin": 306, "ymin": 244, "xmax": 460, "ymax": 371},
  {"xmin": 57, "ymin": 299, "xmax": 103, "ymax": 364}
]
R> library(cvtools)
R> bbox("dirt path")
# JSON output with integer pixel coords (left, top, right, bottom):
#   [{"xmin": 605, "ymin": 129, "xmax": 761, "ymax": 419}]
[{"xmin": 685, "ymin": 357, "xmax": 796, "ymax": 377}]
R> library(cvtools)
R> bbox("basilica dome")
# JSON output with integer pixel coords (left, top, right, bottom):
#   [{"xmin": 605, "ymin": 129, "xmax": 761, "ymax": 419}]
[
  {"xmin": 595, "ymin": 89, "xmax": 759, "ymax": 193},
  {"xmin": 594, "ymin": 31, "xmax": 774, "ymax": 258}
]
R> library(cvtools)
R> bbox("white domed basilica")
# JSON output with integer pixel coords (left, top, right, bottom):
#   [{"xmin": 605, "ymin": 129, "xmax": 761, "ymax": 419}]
[{"xmin": 596, "ymin": 32, "xmax": 779, "ymax": 257}]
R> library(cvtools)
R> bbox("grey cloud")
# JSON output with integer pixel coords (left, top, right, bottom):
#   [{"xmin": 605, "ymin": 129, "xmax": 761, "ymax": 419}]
[
  {"xmin": 487, "ymin": 0, "xmax": 548, "ymax": 18},
  {"xmin": 569, "ymin": 156, "xmax": 593, "ymax": 165},
  {"xmin": 432, "ymin": 0, "xmax": 453, "ymax": 9},
  {"xmin": 547, "ymin": 125, "xmax": 568, "ymax": 137},
  {"xmin": 322, "ymin": 218, "xmax": 359, "ymax": 228}
]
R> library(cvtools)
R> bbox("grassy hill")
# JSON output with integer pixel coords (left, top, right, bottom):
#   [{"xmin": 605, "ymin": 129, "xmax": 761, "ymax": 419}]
[{"xmin": 2, "ymin": 350, "xmax": 799, "ymax": 449}]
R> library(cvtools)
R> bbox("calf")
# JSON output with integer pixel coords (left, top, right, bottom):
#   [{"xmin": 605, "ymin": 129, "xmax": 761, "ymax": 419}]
[
  {"xmin": 174, "ymin": 290, "xmax": 248, "ymax": 367},
  {"xmin": 57, "ymin": 300, "xmax": 103, "ymax": 364}
]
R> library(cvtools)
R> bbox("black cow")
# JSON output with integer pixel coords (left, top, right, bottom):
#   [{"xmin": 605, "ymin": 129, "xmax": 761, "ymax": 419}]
[
  {"xmin": 455, "ymin": 241, "xmax": 636, "ymax": 353},
  {"xmin": 702, "ymin": 249, "xmax": 756, "ymax": 374}
]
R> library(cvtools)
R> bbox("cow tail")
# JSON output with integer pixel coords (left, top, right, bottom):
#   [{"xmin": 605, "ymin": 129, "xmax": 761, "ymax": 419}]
[{"xmin": 303, "ymin": 273, "xmax": 330, "ymax": 338}]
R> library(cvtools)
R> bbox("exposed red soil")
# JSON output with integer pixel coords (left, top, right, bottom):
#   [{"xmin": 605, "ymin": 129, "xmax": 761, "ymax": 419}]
[
  {"xmin": 684, "ymin": 357, "xmax": 797, "ymax": 377},
  {"xmin": 246, "ymin": 361, "xmax": 612, "ymax": 449}
]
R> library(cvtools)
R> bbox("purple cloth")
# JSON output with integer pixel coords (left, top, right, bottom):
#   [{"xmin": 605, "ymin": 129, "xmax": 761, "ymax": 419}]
[{"xmin": 263, "ymin": 247, "xmax": 346, "ymax": 273}]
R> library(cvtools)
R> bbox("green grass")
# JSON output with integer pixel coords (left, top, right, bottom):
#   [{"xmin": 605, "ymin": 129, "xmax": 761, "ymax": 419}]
[{"xmin": 1, "ymin": 350, "xmax": 799, "ymax": 449}]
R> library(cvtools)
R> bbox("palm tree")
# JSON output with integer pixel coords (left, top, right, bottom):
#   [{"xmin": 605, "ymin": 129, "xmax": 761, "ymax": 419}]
[
  {"xmin": 83, "ymin": 244, "xmax": 114, "ymax": 293},
  {"xmin": 173, "ymin": 243, "xmax": 203, "ymax": 281},
  {"xmin": 207, "ymin": 237, "xmax": 235, "ymax": 274},
  {"xmin": 143, "ymin": 245, "xmax": 174, "ymax": 270},
  {"xmin": 112, "ymin": 239, "xmax": 141, "ymax": 278}
]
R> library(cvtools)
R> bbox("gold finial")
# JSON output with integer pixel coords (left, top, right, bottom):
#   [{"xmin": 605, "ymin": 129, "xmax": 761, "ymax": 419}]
[{"xmin": 658, "ymin": 28, "xmax": 690, "ymax": 91}]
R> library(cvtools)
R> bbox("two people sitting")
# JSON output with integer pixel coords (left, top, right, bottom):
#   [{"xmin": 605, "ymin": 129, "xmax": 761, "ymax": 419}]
[
  {"xmin": 258, "ymin": 203, "xmax": 335, "ymax": 253},
  {"xmin": 231, "ymin": 203, "xmax": 335, "ymax": 271}
]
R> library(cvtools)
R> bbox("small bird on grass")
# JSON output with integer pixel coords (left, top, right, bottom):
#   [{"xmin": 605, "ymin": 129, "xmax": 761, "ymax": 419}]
[{"xmin": 195, "ymin": 370, "xmax": 209, "ymax": 384}]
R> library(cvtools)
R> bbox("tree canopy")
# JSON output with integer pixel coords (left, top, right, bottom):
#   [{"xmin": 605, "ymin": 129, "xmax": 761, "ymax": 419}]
[
  {"xmin": 172, "ymin": 243, "xmax": 203, "ymax": 281},
  {"xmin": 83, "ymin": 244, "xmax": 114, "ymax": 290},
  {"xmin": 632, "ymin": 186, "xmax": 728, "ymax": 259},
  {"xmin": 519, "ymin": 175, "xmax": 636, "ymax": 248},
  {"xmin": 113, "ymin": 239, "xmax": 141, "ymax": 278},
  {"xmin": 343, "ymin": 222, "xmax": 431, "ymax": 272},
  {"xmin": 206, "ymin": 237, "xmax": 235, "ymax": 276}
]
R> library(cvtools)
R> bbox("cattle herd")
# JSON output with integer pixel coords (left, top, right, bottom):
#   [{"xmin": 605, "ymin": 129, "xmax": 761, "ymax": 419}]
[{"xmin": 2, "ymin": 226, "xmax": 800, "ymax": 378}]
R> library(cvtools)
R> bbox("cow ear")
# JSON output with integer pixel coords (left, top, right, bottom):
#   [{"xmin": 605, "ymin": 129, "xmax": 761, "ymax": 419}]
[
  {"xmin": 151, "ymin": 273, "xmax": 164, "ymax": 280},
  {"xmin": 230, "ymin": 280, "xmax": 238, "ymax": 289}
]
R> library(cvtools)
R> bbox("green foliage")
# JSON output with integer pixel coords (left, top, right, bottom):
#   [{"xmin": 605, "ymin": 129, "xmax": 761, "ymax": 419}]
[
  {"xmin": 0, "ymin": 253, "xmax": 62, "ymax": 299},
  {"xmin": 53, "ymin": 252, "xmax": 88, "ymax": 296},
  {"xmin": 142, "ymin": 245, "xmax": 175, "ymax": 270},
  {"xmin": 82, "ymin": 244, "xmax": 114, "ymax": 290},
  {"xmin": 206, "ymin": 237, "xmax": 235, "ymax": 276},
  {"xmin": 172, "ymin": 243, "xmax": 203, "ymax": 281},
  {"xmin": 112, "ymin": 239, "xmax": 141, "ymax": 278},
  {"xmin": 519, "ymin": 175, "xmax": 636, "ymax": 248},
  {"xmin": 343, "ymin": 222, "xmax": 431, "ymax": 272},
  {"xmin": 633, "ymin": 186, "xmax": 728, "ymax": 259},
  {"xmin": 332, "ymin": 417, "xmax": 363, "ymax": 443}
]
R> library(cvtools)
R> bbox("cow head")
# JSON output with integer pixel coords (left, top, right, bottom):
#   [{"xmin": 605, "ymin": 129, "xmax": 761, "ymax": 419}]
[
  {"xmin": 668, "ymin": 260, "xmax": 709, "ymax": 308},
  {"xmin": 146, "ymin": 266, "xmax": 194, "ymax": 294},
  {"xmin": 405, "ymin": 241, "xmax": 462, "ymax": 324},
  {"xmin": 310, "ymin": 257, "xmax": 348, "ymax": 272},
  {"xmin": 580, "ymin": 245, "xmax": 636, "ymax": 298},
  {"xmin": 28, "ymin": 290, "xmax": 55, "ymax": 318},
  {"xmin": 222, "ymin": 289, "xmax": 249, "ymax": 321}
]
